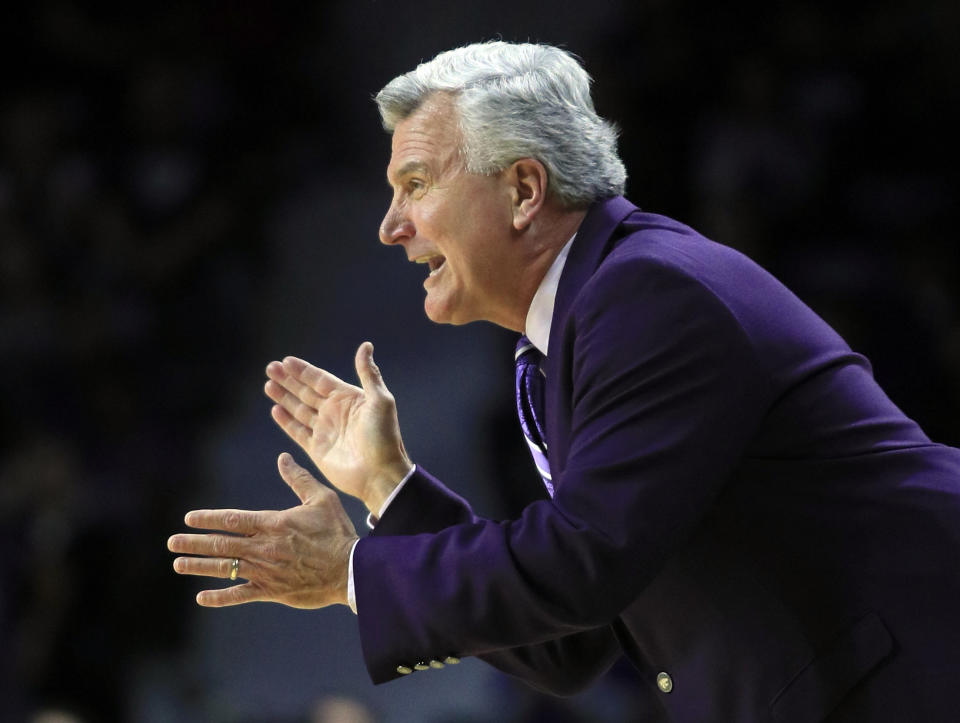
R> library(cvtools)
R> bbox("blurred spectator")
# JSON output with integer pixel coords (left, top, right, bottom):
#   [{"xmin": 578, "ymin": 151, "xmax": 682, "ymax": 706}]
[{"xmin": 310, "ymin": 695, "xmax": 376, "ymax": 723}]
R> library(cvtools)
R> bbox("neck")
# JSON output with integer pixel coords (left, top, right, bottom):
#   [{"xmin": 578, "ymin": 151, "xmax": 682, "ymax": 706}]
[{"xmin": 500, "ymin": 204, "xmax": 586, "ymax": 332}]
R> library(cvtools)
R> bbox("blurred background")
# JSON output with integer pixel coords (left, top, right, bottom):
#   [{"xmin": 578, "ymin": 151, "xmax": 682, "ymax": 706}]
[{"xmin": 1, "ymin": 1, "xmax": 957, "ymax": 721}]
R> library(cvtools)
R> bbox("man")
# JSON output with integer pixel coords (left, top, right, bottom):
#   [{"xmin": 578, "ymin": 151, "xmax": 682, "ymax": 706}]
[{"xmin": 169, "ymin": 42, "xmax": 960, "ymax": 721}]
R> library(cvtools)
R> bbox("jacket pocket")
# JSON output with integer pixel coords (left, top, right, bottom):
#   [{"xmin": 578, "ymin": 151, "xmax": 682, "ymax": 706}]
[{"xmin": 770, "ymin": 612, "xmax": 893, "ymax": 723}]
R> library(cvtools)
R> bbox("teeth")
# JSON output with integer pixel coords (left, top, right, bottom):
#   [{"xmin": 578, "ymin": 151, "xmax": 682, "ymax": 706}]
[{"xmin": 413, "ymin": 254, "xmax": 445, "ymax": 276}]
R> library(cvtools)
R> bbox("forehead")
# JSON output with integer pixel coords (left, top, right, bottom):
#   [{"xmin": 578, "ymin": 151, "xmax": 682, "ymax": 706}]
[{"xmin": 387, "ymin": 94, "xmax": 462, "ymax": 181}]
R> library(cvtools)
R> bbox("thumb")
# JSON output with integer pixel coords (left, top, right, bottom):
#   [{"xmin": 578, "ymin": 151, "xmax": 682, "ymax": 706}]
[
  {"xmin": 277, "ymin": 452, "xmax": 324, "ymax": 504},
  {"xmin": 355, "ymin": 341, "xmax": 388, "ymax": 397}
]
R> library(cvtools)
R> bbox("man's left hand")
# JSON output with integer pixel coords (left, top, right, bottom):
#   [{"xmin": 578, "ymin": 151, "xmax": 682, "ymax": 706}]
[{"xmin": 168, "ymin": 453, "xmax": 358, "ymax": 608}]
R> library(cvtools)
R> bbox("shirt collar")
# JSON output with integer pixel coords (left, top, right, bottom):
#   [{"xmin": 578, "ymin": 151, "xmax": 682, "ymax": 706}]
[{"xmin": 524, "ymin": 234, "xmax": 576, "ymax": 356}]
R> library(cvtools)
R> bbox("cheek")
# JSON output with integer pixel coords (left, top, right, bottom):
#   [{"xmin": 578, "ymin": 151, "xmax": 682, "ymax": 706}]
[
  {"xmin": 414, "ymin": 202, "xmax": 450, "ymax": 244},
  {"xmin": 459, "ymin": 241, "xmax": 504, "ymax": 293}
]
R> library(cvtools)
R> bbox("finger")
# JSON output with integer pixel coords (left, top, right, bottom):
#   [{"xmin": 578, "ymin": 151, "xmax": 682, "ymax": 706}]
[
  {"xmin": 265, "ymin": 360, "xmax": 290, "ymax": 382},
  {"xmin": 264, "ymin": 373, "xmax": 315, "ymax": 407},
  {"xmin": 196, "ymin": 582, "xmax": 264, "ymax": 607},
  {"xmin": 167, "ymin": 533, "xmax": 249, "ymax": 558},
  {"xmin": 277, "ymin": 452, "xmax": 327, "ymax": 504},
  {"xmin": 264, "ymin": 379, "xmax": 319, "ymax": 429},
  {"xmin": 183, "ymin": 509, "xmax": 264, "ymax": 534},
  {"xmin": 270, "ymin": 404, "xmax": 314, "ymax": 449},
  {"xmin": 265, "ymin": 364, "xmax": 324, "ymax": 408},
  {"xmin": 265, "ymin": 360, "xmax": 288, "ymax": 382},
  {"xmin": 283, "ymin": 357, "xmax": 351, "ymax": 398},
  {"xmin": 173, "ymin": 556, "xmax": 247, "ymax": 580},
  {"xmin": 354, "ymin": 341, "xmax": 389, "ymax": 398}
]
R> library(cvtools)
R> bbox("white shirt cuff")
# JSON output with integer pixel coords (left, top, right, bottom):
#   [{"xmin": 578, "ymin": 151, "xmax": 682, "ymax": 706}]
[
  {"xmin": 366, "ymin": 464, "xmax": 416, "ymax": 528},
  {"xmin": 347, "ymin": 464, "xmax": 416, "ymax": 615},
  {"xmin": 347, "ymin": 538, "xmax": 360, "ymax": 614}
]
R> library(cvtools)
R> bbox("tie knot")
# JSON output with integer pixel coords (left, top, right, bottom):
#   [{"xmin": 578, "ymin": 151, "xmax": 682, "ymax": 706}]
[{"xmin": 515, "ymin": 334, "xmax": 542, "ymax": 364}]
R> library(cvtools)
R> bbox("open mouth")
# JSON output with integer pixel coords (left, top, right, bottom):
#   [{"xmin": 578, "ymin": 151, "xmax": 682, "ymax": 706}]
[
  {"xmin": 416, "ymin": 254, "xmax": 447, "ymax": 277},
  {"xmin": 428, "ymin": 256, "xmax": 446, "ymax": 276}
]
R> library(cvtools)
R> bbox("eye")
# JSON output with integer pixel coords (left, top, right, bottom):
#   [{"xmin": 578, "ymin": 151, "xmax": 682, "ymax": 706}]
[{"xmin": 407, "ymin": 178, "xmax": 427, "ymax": 194}]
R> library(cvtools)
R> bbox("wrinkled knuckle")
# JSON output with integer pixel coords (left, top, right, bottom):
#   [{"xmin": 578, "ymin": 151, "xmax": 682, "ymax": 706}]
[
  {"xmin": 224, "ymin": 512, "xmax": 242, "ymax": 531},
  {"xmin": 211, "ymin": 536, "xmax": 229, "ymax": 557}
]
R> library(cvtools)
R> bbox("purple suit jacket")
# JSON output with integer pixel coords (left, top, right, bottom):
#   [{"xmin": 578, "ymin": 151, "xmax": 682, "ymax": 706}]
[{"xmin": 354, "ymin": 196, "xmax": 960, "ymax": 722}]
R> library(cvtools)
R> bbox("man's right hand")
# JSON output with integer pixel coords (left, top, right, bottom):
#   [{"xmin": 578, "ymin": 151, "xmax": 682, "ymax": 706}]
[{"xmin": 264, "ymin": 342, "xmax": 413, "ymax": 514}]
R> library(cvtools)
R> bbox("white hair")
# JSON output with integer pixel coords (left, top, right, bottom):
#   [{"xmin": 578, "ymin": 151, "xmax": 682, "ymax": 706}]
[{"xmin": 375, "ymin": 41, "xmax": 627, "ymax": 208}]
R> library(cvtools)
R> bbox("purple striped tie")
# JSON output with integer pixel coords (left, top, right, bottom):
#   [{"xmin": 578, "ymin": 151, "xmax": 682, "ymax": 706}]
[{"xmin": 515, "ymin": 335, "xmax": 554, "ymax": 498}]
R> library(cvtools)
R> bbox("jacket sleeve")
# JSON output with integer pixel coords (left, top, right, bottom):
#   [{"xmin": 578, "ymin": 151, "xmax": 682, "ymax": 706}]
[
  {"xmin": 362, "ymin": 466, "xmax": 622, "ymax": 695},
  {"xmin": 354, "ymin": 259, "xmax": 771, "ymax": 687}
]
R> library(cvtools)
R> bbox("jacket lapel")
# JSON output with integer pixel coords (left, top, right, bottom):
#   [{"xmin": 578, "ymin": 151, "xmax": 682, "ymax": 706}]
[
  {"xmin": 544, "ymin": 195, "xmax": 639, "ymax": 377},
  {"xmin": 541, "ymin": 196, "xmax": 639, "ymax": 486}
]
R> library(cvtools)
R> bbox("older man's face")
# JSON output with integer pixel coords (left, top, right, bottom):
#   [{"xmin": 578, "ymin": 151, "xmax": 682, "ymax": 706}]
[{"xmin": 379, "ymin": 94, "xmax": 519, "ymax": 328}]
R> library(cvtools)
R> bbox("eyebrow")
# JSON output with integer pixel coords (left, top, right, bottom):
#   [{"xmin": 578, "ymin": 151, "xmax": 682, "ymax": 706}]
[{"xmin": 387, "ymin": 160, "xmax": 429, "ymax": 186}]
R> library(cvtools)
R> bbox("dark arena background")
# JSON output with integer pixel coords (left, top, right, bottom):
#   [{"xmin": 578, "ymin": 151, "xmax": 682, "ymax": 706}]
[{"xmin": 2, "ymin": 2, "xmax": 957, "ymax": 721}]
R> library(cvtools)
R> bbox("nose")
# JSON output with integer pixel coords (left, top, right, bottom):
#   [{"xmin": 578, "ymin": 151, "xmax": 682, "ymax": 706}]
[{"xmin": 379, "ymin": 201, "xmax": 415, "ymax": 246}]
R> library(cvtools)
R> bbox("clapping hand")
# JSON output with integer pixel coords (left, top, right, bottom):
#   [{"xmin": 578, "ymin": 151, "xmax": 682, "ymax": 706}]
[
  {"xmin": 168, "ymin": 453, "xmax": 357, "ymax": 608},
  {"xmin": 263, "ymin": 342, "xmax": 413, "ymax": 514},
  {"xmin": 169, "ymin": 343, "xmax": 409, "ymax": 607}
]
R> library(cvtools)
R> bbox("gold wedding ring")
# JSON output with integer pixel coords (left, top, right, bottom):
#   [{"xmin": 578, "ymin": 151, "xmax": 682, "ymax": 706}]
[{"xmin": 230, "ymin": 558, "xmax": 240, "ymax": 581}]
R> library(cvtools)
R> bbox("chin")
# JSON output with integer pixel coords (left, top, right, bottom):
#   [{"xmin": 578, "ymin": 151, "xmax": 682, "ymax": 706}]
[
  {"xmin": 424, "ymin": 297, "xmax": 475, "ymax": 326},
  {"xmin": 424, "ymin": 300, "xmax": 452, "ymax": 325}
]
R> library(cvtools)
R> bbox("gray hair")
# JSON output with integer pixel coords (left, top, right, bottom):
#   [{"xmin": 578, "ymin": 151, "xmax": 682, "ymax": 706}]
[{"xmin": 375, "ymin": 41, "xmax": 626, "ymax": 208}]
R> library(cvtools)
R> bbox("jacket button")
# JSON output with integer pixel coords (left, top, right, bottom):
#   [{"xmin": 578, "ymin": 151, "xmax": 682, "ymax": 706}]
[
  {"xmin": 656, "ymin": 672, "xmax": 673, "ymax": 693},
  {"xmin": 396, "ymin": 665, "xmax": 413, "ymax": 675},
  {"xmin": 413, "ymin": 661, "xmax": 430, "ymax": 671},
  {"xmin": 429, "ymin": 659, "xmax": 445, "ymax": 669},
  {"xmin": 443, "ymin": 656, "xmax": 461, "ymax": 665}
]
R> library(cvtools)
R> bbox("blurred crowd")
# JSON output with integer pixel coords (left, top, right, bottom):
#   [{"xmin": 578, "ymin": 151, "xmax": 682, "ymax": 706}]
[
  {"xmin": 1, "ymin": 4, "xmax": 282, "ymax": 718},
  {"xmin": 1, "ymin": 2, "xmax": 957, "ymax": 721}
]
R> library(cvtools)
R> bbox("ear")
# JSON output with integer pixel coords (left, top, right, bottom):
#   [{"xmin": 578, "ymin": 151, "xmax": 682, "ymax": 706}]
[{"xmin": 507, "ymin": 158, "xmax": 549, "ymax": 231}]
